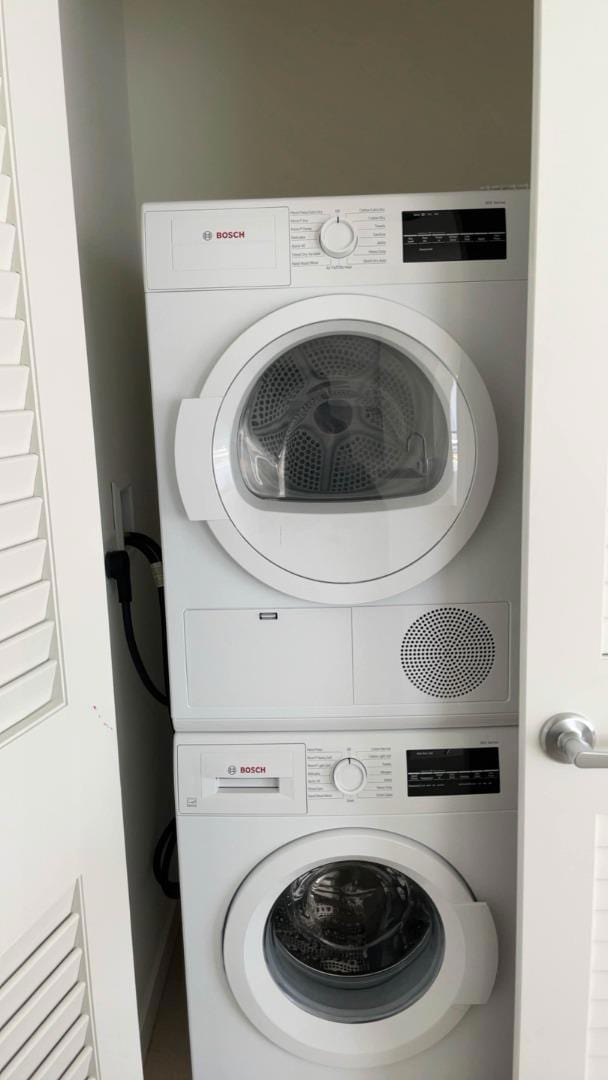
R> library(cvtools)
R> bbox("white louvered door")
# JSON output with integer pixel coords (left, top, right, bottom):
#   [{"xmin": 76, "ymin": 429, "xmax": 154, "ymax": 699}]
[{"xmin": 0, "ymin": 2, "xmax": 142, "ymax": 1079}]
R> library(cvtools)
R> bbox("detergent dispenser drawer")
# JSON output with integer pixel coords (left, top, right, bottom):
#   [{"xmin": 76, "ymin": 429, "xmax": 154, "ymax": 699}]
[{"xmin": 177, "ymin": 743, "xmax": 307, "ymax": 814}]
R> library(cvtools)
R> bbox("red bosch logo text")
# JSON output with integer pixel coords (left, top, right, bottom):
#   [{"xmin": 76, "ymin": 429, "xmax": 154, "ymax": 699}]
[
  {"xmin": 240, "ymin": 765, "xmax": 267, "ymax": 774},
  {"xmin": 216, "ymin": 230, "xmax": 246, "ymax": 239}
]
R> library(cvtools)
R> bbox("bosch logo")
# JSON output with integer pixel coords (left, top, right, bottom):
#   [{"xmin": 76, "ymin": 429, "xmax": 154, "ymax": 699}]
[
  {"xmin": 202, "ymin": 230, "xmax": 213, "ymax": 241},
  {"xmin": 240, "ymin": 765, "xmax": 267, "ymax": 774},
  {"xmin": 216, "ymin": 230, "xmax": 246, "ymax": 239},
  {"xmin": 227, "ymin": 765, "xmax": 237, "ymax": 775}
]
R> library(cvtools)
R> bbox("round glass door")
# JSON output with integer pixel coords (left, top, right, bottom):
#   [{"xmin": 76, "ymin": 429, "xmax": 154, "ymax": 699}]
[
  {"xmin": 264, "ymin": 859, "xmax": 444, "ymax": 1023},
  {"xmin": 177, "ymin": 294, "xmax": 498, "ymax": 602},
  {"xmin": 222, "ymin": 828, "xmax": 498, "ymax": 1068},
  {"xmin": 238, "ymin": 333, "xmax": 450, "ymax": 502}
]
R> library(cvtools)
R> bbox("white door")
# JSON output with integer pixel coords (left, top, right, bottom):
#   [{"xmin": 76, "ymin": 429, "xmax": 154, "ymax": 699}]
[
  {"xmin": 0, "ymin": 3, "xmax": 142, "ymax": 1077},
  {"xmin": 516, "ymin": 1, "xmax": 608, "ymax": 1078}
]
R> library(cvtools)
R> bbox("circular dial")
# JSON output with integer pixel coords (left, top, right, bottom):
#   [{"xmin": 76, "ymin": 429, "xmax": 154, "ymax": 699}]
[
  {"xmin": 319, "ymin": 216, "xmax": 358, "ymax": 259},
  {"xmin": 332, "ymin": 757, "xmax": 367, "ymax": 795}
]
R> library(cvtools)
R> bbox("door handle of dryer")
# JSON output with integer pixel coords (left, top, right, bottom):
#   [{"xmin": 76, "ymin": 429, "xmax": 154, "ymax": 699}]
[
  {"xmin": 175, "ymin": 398, "xmax": 224, "ymax": 521},
  {"xmin": 540, "ymin": 713, "xmax": 608, "ymax": 767}
]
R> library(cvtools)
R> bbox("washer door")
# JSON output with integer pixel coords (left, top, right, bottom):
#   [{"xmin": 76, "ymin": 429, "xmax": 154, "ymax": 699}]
[
  {"xmin": 175, "ymin": 295, "xmax": 498, "ymax": 604},
  {"xmin": 223, "ymin": 829, "xmax": 498, "ymax": 1069}
]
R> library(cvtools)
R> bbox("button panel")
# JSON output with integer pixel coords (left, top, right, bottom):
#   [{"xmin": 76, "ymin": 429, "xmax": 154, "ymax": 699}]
[
  {"xmin": 307, "ymin": 744, "xmax": 393, "ymax": 802},
  {"xmin": 290, "ymin": 205, "xmax": 388, "ymax": 270}
]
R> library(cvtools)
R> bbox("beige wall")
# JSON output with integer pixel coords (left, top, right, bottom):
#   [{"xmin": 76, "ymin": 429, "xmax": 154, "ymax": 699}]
[{"xmin": 123, "ymin": 0, "xmax": 533, "ymax": 206}]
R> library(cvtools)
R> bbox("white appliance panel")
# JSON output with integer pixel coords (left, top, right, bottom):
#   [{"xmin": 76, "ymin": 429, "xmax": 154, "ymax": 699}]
[
  {"xmin": 175, "ymin": 727, "xmax": 516, "ymax": 1078},
  {"xmin": 184, "ymin": 607, "xmax": 353, "ymax": 708},
  {"xmin": 144, "ymin": 191, "xmax": 527, "ymax": 728}
]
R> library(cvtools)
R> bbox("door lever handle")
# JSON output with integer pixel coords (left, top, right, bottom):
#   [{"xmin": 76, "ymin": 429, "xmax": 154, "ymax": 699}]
[{"xmin": 540, "ymin": 713, "xmax": 608, "ymax": 768}]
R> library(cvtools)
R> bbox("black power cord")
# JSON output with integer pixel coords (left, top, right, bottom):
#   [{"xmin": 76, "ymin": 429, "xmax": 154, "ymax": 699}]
[{"xmin": 106, "ymin": 532, "xmax": 179, "ymax": 899}]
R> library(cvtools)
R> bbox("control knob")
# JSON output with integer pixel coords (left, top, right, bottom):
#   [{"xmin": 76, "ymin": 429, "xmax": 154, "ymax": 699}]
[
  {"xmin": 332, "ymin": 757, "xmax": 367, "ymax": 795},
  {"xmin": 319, "ymin": 216, "xmax": 358, "ymax": 259}
]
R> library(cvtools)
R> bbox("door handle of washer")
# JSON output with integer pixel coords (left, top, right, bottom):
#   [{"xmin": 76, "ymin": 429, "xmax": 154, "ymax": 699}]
[{"xmin": 540, "ymin": 713, "xmax": 608, "ymax": 768}]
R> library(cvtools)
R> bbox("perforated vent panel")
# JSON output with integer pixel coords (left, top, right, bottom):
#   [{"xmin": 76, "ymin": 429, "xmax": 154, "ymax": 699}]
[{"xmin": 400, "ymin": 607, "xmax": 496, "ymax": 699}]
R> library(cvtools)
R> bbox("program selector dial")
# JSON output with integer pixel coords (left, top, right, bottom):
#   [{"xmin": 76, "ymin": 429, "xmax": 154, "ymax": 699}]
[
  {"xmin": 332, "ymin": 757, "xmax": 367, "ymax": 794},
  {"xmin": 319, "ymin": 216, "xmax": 358, "ymax": 259}
]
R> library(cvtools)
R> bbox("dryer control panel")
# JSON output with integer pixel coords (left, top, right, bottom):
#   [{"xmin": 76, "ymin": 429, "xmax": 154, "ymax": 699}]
[
  {"xmin": 176, "ymin": 727, "xmax": 517, "ymax": 816},
  {"xmin": 144, "ymin": 189, "xmax": 528, "ymax": 291}
]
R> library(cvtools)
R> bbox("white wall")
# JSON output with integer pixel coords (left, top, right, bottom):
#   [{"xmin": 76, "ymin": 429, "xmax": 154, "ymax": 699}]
[
  {"xmin": 58, "ymin": 0, "xmax": 175, "ymax": 1046},
  {"xmin": 123, "ymin": 0, "xmax": 533, "ymax": 206}
]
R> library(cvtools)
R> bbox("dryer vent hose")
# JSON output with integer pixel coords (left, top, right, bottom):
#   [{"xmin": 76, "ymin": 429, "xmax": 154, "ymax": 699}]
[{"xmin": 105, "ymin": 531, "xmax": 179, "ymax": 900}]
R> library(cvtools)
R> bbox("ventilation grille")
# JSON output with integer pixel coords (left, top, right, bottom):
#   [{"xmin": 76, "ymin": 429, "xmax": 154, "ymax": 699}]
[
  {"xmin": 400, "ymin": 607, "xmax": 496, "ymax": 699},
  {"xmin": 0, "ymin": 45, "xmax": 61, "ymax": 738},
  {"xmin": 0, "ymin": 886, "xmax": 97, "ymax": 1079}
]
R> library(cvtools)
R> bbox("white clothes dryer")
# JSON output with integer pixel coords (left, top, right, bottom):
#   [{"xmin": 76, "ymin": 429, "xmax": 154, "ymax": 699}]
[
  {"xmin": 175, "ymin": 726, "xmax": 517, "ymax": 1078},
  {"xmin": 144, "ymin": 191, "xmax": 528, "ymax": 730}
]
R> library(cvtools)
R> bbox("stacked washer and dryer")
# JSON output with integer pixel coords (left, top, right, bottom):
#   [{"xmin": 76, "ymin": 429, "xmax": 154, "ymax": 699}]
[{"xmin": 143, "ymin": 190, "xmax": 528, "ymax": 1079}]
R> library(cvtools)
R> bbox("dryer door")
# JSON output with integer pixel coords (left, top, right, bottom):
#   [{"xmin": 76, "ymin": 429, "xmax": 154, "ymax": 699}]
[
  {"xmin": 175, "ymin": 295, "xmax": 498, "ymax": 604},
  {"xmin": 223, "ymin": 828, "xmax": 497, "ymax": 1069}
]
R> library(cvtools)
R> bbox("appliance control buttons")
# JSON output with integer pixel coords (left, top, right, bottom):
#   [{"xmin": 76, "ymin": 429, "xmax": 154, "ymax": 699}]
[
  {"xmin": 332, "ymin": 757, "xmax": 367, "ymax": 794},
  {"xmin": 319, "ymin": 217, "xmax": 358, "ymax": 259}
]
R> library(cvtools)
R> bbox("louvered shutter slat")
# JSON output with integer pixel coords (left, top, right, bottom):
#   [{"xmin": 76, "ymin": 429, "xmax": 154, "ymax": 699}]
[
  {"xmin": 0, "ymin": 950, "xmax": 83, "ymax": 1071},
  {"xmin": 0, "ymin": 498, "xmax": 42, "ymax": 551},
  {"xmin": 0, "ymin": 321, "xmax": 24, "ymax": 365},
  {"xmin": 0, "ymin": 456, "xmax": 38, "ymax": 505},
  {"xmin": 0, "ymin": 983, "xmax": 86, "ymax": 1079},
  {"xmin": 0, "ymin": 49, "xmax": 60, "ymax": 740},
  {"xmin": 0, "ymin": 539, "xmax": 46, "ymax": 597},
  {"xmin": 0, "ymin": 274, "xmax": 19, "ymax": 318},
  {"xmin": 0, "ymin": 412, "xmax": 33, "ymax": 457},
  {"xmin": 0, "ymin": 366, "xmax": 28, "ymax": 410},
  {"xmin": 0, "ymin": 621, "xmax": 54, "ymax": 690},
  {"xmin": 29, "ymin": 1024, "xmax": 91, "ymax": 1080},
  {"xmin": 0, "ymin": 225, "xmax": 15, "ymax": 272},
  {"xmin": 0, "ymin": 893, "xmax": 97, "ymax": 1078},
  {"xmin": 0, "ymin": 175, "xmax": 10, "ymax": 221},
  {"xmin": 0, "ymin": 660, "xmax": 57, "ymax": 734},
  {"xmin": 0, "ymin": 581, "xmax": 50, "ymax": 642},
  {"xmin": 0, "ymin": 913, "xmax": 79, "ymax": 1029}
]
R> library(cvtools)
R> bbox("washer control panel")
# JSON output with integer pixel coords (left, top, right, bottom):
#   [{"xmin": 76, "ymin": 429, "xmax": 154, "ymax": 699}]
[
  {"xmin": 307, "ymin": 744, "xmax": 394, "ymax": 802},
  {"xmin": 176, "ymin": 728, "xmax": 517, "ymax": 816}
]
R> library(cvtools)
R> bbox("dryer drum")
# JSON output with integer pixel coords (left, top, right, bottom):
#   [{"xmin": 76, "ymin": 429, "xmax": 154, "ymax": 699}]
[
  {"xmin": 268, "ymin": 860, "xmax": 435, "ymax": 987},
  {"xmin": 238, "ymin": 333, "xmax": 450, "ymax": 501}
]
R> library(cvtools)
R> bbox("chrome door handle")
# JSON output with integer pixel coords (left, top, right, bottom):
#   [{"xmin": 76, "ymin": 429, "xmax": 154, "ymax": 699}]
[{"xmin": 540, "ymin": 713, "xmax": 608, "ymax": 768}]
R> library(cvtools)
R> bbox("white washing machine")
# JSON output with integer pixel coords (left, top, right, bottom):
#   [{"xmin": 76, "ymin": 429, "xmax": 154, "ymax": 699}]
[
  {"xmin": 176, "ymin": 726, "xmax": 517, "ymax": 1077},
  {"xmin": 143, "ymin": 190, "xmax": 528, "ymax": 729}
]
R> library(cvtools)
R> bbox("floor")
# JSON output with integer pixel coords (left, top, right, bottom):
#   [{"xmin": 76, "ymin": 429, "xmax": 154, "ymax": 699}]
[{"xmin": 145, "ymin": 941, "xmax": 192, "ymax": 1080}]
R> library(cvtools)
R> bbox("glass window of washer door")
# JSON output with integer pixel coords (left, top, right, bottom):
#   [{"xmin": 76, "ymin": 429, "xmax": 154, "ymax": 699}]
[
  {"xmin": 238, "ymin": 333, "xmax": 450, "ymax": 502},
  {"xmin": 264, "ymin": 859, "xmax": 445, "ymax": 1023}
]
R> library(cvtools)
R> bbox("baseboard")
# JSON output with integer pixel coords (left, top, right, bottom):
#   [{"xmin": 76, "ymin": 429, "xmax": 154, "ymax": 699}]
[{"xmin": 139, "ymin": 904, "xmax": 180, "ymax": 1057}]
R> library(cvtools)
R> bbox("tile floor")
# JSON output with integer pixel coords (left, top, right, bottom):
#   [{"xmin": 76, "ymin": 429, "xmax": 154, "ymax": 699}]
[{"xmin": 145, "ymin": 942, "xmax": 192, "ymax": 1080}]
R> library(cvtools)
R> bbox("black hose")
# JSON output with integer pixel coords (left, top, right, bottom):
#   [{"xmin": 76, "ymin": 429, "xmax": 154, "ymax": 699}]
[
  {"xmin": 152, "ymin": 818, "xmax": 180, "ymax": 900},
  {"xmin": 106, "ymin": 531, "xmax": 179, "ymax": 898},
  {"xmin": 121, "ymin": 602, "xmax": 169, "ymax": 707}
]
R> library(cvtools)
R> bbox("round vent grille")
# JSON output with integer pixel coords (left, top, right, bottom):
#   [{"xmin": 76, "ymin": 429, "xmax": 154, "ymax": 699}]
[{"xmin": 400, "ymin": 608, "xmax": 496, "ymax": 699}]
